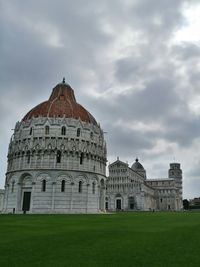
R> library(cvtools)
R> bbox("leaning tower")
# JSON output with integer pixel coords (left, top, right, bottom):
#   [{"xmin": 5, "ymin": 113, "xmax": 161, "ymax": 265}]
[
  {"xmin": 168, "ymin": 163, "xmax": 183, "ymax": 210},
  {"xmin": 4, "ymin": 79, "xmax": 107, "ymax": 213}
]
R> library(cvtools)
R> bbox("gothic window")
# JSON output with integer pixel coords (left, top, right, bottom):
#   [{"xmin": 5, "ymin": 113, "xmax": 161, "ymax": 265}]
[
  {"xmin": 78, "ymin": 181, "xmax": 82, "ymax": 193},
  {"xmin": 29, "ymin": 127, "xmax": 33, "ymax": 135},
  {"xmin": 160, "ymin": 198, "xmax": 163, "ymax": 203},
  {"xmin": 61, "ymin": 126, "xmax": 66, "ymax": 136},
  {"xmin": 80, "ymin": 153, "xmax": 84, "ymax": 165},
  {"xmin": 77, "ymin": 128, "xmax": 81, "ymax": 137},
  {"xmin": 92, "ymin": 182, "xmax": 95, "ymax": 194},
  {"xmin": 100, "ymin": 179, "xmax": 104, "ymax": 187},
  {"xmin": 42, "ymin": 180, "xmax": 46, "ymax": 192},
  {"xmin": 45, "ymin": 125, "xmax": 49, "ymax": 135},
  {"xmin": 61, "ymin": 180, "xmax": 65, "ymax": 192},
  {"xmin": 57, "ymin": 150, "xmax": 61, "ymax": 163}
]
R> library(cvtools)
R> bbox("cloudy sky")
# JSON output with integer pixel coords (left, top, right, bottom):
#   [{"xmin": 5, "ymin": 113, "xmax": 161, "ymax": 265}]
[{"xmin": 1, "ymin": 0, "xmax": 200, "ymax": 198}]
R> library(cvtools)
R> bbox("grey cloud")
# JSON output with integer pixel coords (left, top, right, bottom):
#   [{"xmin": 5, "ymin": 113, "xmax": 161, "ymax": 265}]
[
  {"xmin": 106, "ymin": 124, "xmax": 155, "ymax": 159},
  {"xmin": 0, "ymin": 0, "xmax": 200, "ymax": 199},
  {"xmin": 130, "ymin": 0, "xmax": 185, "ymax": 38},
  {"xmin": 172, "ymin": 43, "xmax": 200, "ymax": 61}
]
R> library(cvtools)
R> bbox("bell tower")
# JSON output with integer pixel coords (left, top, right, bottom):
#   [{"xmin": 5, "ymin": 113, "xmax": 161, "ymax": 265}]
[{"xmin": 168, "ymin": 163, "xmax": 183, "ymax": 210}]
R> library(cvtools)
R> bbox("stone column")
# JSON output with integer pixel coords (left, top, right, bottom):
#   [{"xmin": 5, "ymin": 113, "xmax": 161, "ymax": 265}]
[
  {"xmin": 16, "ymin": 182, "xmax": 22, "ymax": 212},
  {"xmin": 19, "ymin": 154, "xmax": 23, "ymax": 169},
  {"xmin": 70, "ymin": 182, "xmax": 74, "ymax": 212},
  {"xmin": 98, "ymin": 185, "xmax": 100, "ymax": 211},
  {"xmin": 86, "ymin": 183, "xmax": 90, "ymax": 213},
  {"xmin": 41, "ymin": 152, "xmax": 44, "ymax": 169},
  {"xmin": 3, "ymin": 185, "xmax": 9, "ymax": 211},
  {"xmin": 99, "ymin": 185, "xmax": 105, "ymax": 212},
  {"xmin": 51, "ymin": 182, "xmax": 56, "ymax": 211},
  {"xmin": 30, "ymin": 182, "xmax": 35, "ymax": 212}
]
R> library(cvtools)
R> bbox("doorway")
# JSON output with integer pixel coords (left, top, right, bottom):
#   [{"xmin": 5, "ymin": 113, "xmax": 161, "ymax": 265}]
[
  {"xmin": 116, "ymin": 199, "xmax": 122, "ymax": 210},
  {"xmin": 22, "ymin": 192, "xmax": 31, "ymax": 212}
]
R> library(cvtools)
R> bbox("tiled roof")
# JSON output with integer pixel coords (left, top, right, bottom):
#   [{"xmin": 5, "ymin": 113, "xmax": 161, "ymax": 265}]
[{"xmin": 22, "ymin": 81, "xmax": 97, "ymax": 125}]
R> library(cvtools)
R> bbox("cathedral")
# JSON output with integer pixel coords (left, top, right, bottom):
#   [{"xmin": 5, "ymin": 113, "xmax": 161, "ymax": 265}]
[
  {"xmin": 3, "ymin": 80, "xmax": 182, "ymax": 213},
  {"xmin": 106, "ymin": 158, "xmax": 182, "ymax": 211}
]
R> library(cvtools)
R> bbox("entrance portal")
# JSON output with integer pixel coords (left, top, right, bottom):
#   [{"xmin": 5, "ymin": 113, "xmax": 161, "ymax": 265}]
[
  {"xmin": 116, "ymin": 199, "xmax": 122, "ymax": 210},
  {"xmin": 22, "ymin": 192, "xmax": 31, "ymax": 211}
]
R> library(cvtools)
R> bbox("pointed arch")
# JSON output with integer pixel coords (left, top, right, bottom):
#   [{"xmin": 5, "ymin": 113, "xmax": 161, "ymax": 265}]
[
  {"xmin": 77, "ymin": 128, "xmax": 81, "ymax": 137},
  {"xmin": 45, "ymin": 125, "xmax": 49, "ymax": 135},
  {"xmin": 78, "ymin": 181, "xmax": 82, "ymax": 193},
  {"xmin": 61, "ymin": 180, "xmax": 65, "ymax": 192},
  {"xmin": 61, "ymin": 126, "xmax": 66, "ymax": 136}
]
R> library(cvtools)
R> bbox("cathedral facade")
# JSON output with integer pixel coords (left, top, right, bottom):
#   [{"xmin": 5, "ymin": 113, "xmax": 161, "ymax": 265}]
[
  {"xmin": 3, "ymin": 80, "xmax": 182, "ymax": 213},
  {"xmin": 106, "ymin": 158, "xmax": 182, "ymax": 211}
]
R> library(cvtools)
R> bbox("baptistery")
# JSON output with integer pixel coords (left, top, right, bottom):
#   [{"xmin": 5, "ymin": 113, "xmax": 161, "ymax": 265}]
[{"xmin": 4, "ymin": 79, "xmax": 107, "ymax": 213}]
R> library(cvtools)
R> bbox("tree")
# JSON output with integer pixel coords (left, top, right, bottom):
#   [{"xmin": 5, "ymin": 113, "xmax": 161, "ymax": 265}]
[{"xmin": 183, "ymin": 199, "xmax": 189, "ymax": 210}]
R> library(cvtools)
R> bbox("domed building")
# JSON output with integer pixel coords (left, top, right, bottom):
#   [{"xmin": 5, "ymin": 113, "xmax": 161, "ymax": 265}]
[
  {"xmin": 106, "ymin": 158, "xmax": 183, "ymax": 211},
  {"xmin": 4, "ymin": 79, "xmax": 107, "ymax": 213},
  {"xmin": 131, "ymin": 158, "xmax": 146, "ymax": 179}
]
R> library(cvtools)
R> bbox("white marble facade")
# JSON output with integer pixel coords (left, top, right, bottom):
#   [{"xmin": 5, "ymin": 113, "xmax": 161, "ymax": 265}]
[
  {"xmin": 106, "ymin": 159, "xmax": 183, "ymax": 211},
  {"xmin": 0, "ymin": 189, "xmax": 4, "ymax": 212},
  {"xmin": 3, "ymin": 81, "xmax": 107, "ymax": 213}
]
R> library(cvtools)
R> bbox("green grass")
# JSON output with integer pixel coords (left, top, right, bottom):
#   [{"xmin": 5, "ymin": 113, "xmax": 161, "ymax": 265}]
[{"xmin": 0, "ymin": 212, "xmax": 200, "ymax": 267}]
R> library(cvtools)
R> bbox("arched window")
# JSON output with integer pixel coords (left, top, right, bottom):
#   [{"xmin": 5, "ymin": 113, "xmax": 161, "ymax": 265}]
[
  {"xmin": 61, "ymin": 126, "xmax": 66, "ymax": 136},
  {"xmin": 90, "ymin": 132, "xmax": 93, "ymax": 139},
  {"xmin": 92, "ymin": 182, "xmax": 95, "ymax": 194},
  {"xmin": 42, "ymin": 180, "xmax": 46, "ymax": 192},
  {"xmin": 77, "ymin": 128, "xmax": 81, "ymax": 137},
  {"xmin": 29, "ymin": 127, "xmax": 33, "ymax": 135},
  {"xmin": 61, "ymin": 180, "xmax": 65, "ymax": 192},
  {"xmin": 27, "ymin": 151, "xmax": 31, "ymax": 164},
  {"xmin": 78, "ymin": 181, "xmax": 82, "ymax": 193},
  {"xmin": 45, "ymin": 125, "xmax": 49, "ymax": 135},
  {"xmin": 57, "ymin": 150, "xmax": 61, "ymax": 163},
  {"xmin": 80, "ymin": 153, "xmax": 84, "ymax": 165},
  {"xmin": 100, "ymin": 179, "xmax": 104, "ymax": 187}
]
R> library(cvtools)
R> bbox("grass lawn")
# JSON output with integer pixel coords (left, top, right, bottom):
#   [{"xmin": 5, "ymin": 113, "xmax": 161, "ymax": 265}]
[{"xmin": 0, "ymin": 212, "xmax": 200, "ymax": 267}]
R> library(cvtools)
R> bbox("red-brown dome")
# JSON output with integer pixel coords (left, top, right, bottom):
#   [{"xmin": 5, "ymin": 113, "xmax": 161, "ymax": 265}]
[{"xmin": 22, "ymin": 80, "xmax": 97, "ymax": 124}]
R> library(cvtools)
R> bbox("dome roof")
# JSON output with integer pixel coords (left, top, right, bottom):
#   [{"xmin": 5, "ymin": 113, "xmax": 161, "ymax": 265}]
[
  {"xmin": 131, "ymin": 158, "xmax": 144, "ymax": 170},
  {"xmin": 22, "ymin": 79, "xmax": 97, "ymax": 125}
]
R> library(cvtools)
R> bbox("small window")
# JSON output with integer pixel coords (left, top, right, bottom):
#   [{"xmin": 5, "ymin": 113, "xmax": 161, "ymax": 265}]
[
  {"xmin": 29, "ymin": 127, "xmax": 33, "ymax": 135},
  {"xmin": 78, "ymin": 181, "xmax": 82, "ymax": 193},
  {"xmin": 45, "ymin": 126, "xmax": 49, "ymax": 135},
  {"xmin": 57, "ymin": 151, "xmax": 61, "ymax": 163},
  {"xmin": 90, "ymin": 132, "xmax": 93, "ymax": 139},
  {"xmin": 61, "ymin": 126, "xmax": 66, "ymax": 136},
  {"xmin": 61, "ymin": 180, "xmax": 65, "ymax": 192},
  {"xmin": 80, "ymin": 153, "xmax": 84, "ymax": 165},
  {"xmin": 77, "ymin": 128, "xmax": 81, "ymax": 137},
  {"xmin": 160, "ymin": 198, "xmax": 163, "ymax": 203},
  {"xmin": 92, "ymin": 182, "xmax": 95, "ymax": 194},
  {"xmin": 42, "ymin": 180, "xmax": 46, "ymax": 192}
]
